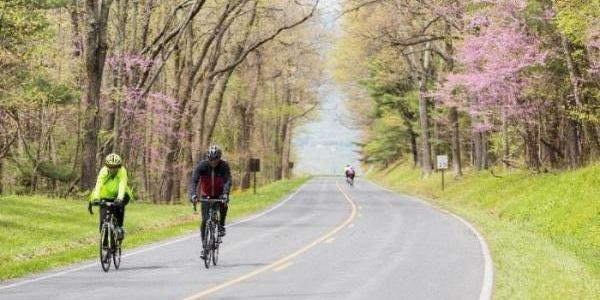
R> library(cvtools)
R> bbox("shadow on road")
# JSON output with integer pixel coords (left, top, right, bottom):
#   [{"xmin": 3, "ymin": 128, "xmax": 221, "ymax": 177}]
[
  {"xmin": 218, "ymin": 262, "xmax": 267, "ymax": 268},
  {"xmin": 119, "ymin": 265, "xmax": 168, "ymax": 271}
]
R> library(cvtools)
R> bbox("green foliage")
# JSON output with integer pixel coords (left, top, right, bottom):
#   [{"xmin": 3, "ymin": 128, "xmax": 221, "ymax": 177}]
[
  {"xmin": 21, "ymin": 75, "xmax": 79, "ymax": 105},
  {"xmin": 0, "ymin": 0, "xmax": 64, "ymax": 111},
  {"xmin": 0, "ymin": 0, "xmax": 49, "ymax": 53},
  {"xmin": 363, "ymin": 114, "xmax": 406, "ymax": 164},
  {"xmin": 36, "ymin": 160, "xmax": 77, "ymax": 182},
  {"xmin": 356, "ymin": 47, "xmax": 421, "ymax": 165},
  {"xmin": 555, "ymin": 0, "xmax": 600, "ymax": 44}
]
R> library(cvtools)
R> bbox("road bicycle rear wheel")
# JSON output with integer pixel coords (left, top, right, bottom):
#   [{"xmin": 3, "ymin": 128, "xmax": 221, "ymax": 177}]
[
  {"xmin": 212, "ymin": 235, "xmax": 220, "ymax": 266},
  {"xmin": 99, "ymin": 225, "xmax": 111, "ymax": 272}
]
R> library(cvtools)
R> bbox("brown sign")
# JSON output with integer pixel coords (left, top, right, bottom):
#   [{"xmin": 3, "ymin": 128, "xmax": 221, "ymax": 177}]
[{"xmin": 249, "ymin": 158, "xmax": 260, "ymax": 172}]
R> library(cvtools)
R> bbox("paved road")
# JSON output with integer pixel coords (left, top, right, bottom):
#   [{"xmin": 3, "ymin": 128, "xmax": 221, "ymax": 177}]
[{"xmin": 0, "ymin": 178, "xmax": 492, "ymax": 300}]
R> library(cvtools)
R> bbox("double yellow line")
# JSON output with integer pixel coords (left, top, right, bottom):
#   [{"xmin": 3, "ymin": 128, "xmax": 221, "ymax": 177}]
[{"xmin": 182, "ymin": 182, "xmax": 357, "ymax": 300}]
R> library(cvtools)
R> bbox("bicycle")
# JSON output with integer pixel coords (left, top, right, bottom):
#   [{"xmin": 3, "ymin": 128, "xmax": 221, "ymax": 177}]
[
  {"xmin": 346, "ymin": 176, "xmax": 354, "ymax": 186},
  {"xmin": 91, "ymin": 199, "xmax": 123, "ymax": 272},
  {"xmin": 193, "ymin": 197, "xmax": 226, "ymax": 269}
]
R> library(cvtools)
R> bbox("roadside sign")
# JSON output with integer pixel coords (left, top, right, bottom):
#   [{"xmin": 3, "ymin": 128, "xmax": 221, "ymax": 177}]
[
  {"xmin": 249, "ymin": 158, "xmax": 260, "ymax": 172},
  {"xmin": 437, "ymin": 155, "xmax": 448, "ymax": 170},
  {"xmin": 249, "ymin": 158, "xmax": 260, "ymax": 194}
]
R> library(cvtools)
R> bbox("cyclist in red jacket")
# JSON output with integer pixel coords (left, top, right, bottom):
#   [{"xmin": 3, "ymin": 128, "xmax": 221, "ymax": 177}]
[{"xmin": 189, "ymin": 145, "xmax": 232, "ymax": 259}]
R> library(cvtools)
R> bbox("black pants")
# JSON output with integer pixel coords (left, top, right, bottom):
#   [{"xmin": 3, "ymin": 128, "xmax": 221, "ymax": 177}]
[
  {"xmin": 200, "ymin": 202, "xmax": 228, "ymax": 244},
  {"xmin": 99, "ymin": 194, "xmax": 130, "ymax": 231}
]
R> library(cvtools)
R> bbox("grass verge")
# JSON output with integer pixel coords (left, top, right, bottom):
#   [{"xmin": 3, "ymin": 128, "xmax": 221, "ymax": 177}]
[
  {"xmin": 0, "ymin": 176, "xmax": 309, "ymax": 281},
  {"xmin": 368, "ymin": 163, "xmax": 599, "ymax": 299}
]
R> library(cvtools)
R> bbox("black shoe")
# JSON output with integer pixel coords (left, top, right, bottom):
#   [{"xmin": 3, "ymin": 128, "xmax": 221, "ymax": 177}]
[
  {"xmin": 218, "ymin": 225, "xmax": 226, "ymax": 237},
  {"xmin": 200, "ymin": 249, "xmax": 207, "ymax": 260},
  {"xmin": 116, "ymin": 227, "xmax": 125, "ymax": 241}
]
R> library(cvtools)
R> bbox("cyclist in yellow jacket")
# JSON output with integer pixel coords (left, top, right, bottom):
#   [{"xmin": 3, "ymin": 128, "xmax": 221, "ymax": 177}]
[{"xmin": 88, "ymin": 153, "xmax": 133, "ymax": 241}]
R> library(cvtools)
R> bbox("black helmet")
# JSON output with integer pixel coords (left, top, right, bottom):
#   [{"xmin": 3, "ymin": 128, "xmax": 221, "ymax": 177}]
[{"xmin": 207, "ymin": 145, "xmax": 222, "ymax": 160}]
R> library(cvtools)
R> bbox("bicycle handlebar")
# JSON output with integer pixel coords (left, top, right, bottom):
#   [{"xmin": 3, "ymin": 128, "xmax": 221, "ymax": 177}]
[
  {"xmin": 91, "ymin": 199, "xmax": 121, "ymax": 207},
  {"xmin": 191, "ymin": 196, "xmax": 227, "ymax": 212},
  {"xmin": 198, "ymin": 197, "xmax": 227, "ymax": 203},
  {"xmin": 191, "ymin": 197, "xmax": 226, "ymax": 211}
]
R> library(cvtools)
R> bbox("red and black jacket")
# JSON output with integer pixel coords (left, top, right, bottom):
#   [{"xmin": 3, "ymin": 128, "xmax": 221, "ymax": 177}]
[{"xmin": 189, "ymin": 159, "xmax": 232, "ymax": 199}]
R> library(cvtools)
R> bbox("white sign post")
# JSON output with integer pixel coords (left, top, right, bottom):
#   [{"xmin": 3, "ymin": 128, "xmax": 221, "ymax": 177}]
[{"xmin": 437, "ymin": 155, "xmax": 448, "ymax": 190}]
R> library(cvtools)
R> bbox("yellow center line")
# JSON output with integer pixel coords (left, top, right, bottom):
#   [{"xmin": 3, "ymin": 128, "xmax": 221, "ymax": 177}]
[
  {"xmin": 324, "ymin": 237, "xmax": 336, "ymax": 244},
  {"xmin": 181, "ymin": 182, "xmax": 357, "ymax": 300},
  {"xmin": 273, "ymin": 262, "xmax": 294, "ymax": 272}
]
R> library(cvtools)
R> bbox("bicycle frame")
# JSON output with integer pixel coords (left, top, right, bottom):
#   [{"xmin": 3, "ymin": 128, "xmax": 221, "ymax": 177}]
[{"xmin": 102, "ymin": 207, "xmax": 117, "ymax": 249}]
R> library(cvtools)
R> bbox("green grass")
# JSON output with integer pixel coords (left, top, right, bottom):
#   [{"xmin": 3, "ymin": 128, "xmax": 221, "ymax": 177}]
[
  {"xmin": 0, "ymin": 177, "xmax": 309, "ymax": 280},
  {"xmin": 368, "ymin": 163, "xmax": 599, "ymax": 299}
]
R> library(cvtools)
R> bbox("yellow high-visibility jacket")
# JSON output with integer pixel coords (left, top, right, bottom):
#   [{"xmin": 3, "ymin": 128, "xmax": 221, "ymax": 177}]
[{"xmin": 90, "ymin": 166, "xmax": 133, "ymax": 201}]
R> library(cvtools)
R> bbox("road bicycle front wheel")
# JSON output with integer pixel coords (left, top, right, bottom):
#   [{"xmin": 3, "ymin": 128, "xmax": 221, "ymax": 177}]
[
  {"xmin": 207, "ymin": 221, "xmax": 216, "ymax": 267},
  {"xmin": 202, "ymin": 221, "xmax": 212, "ymax": 269},
  {"xmin": 99, "ymin": 225, "xmax": 111, "ymax": 272},
  {"xmin": 113, "ymin": 230, "xmax": 122, "ymax": 270}
]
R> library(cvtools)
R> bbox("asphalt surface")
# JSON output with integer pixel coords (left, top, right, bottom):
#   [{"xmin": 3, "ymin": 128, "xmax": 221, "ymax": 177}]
[{"xmin": 0, "ymin": 178, "xmax": 490, "ymax": 300}]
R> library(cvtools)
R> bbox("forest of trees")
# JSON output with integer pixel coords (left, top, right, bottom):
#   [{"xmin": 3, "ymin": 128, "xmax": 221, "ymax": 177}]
[
  {"xmin": 0, "ymin": 0, "xmax": 323, "ymax": 201},
  {"xmin": 334, "ymin": 0, "xmax": 600, "ymax": 177},
  {"xmin": 2, "ymin": 0, "xmax": 599, "ymax": 200}
]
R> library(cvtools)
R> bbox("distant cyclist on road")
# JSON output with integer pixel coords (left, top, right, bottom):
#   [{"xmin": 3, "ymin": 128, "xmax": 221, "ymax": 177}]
[
  {"xmin": 345, "ymin": 164, "xmax": 356, "ymax": 184},
  {"xmin": 88, "ymin": 153, "xmax": 133, "ymax": 241},
  {"xmin": 189, "ymin": 145, "xmax": 232, "ymax": 259}
]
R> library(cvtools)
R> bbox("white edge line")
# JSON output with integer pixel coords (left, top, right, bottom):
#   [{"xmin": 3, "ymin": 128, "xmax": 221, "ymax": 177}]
[
  {"xmin": 0, "ymin": 181, "xmax": 310, "ymax": 291},
  {"xmin": 365, "ymin": 179, "xmax": 494, "ymax": 300}
]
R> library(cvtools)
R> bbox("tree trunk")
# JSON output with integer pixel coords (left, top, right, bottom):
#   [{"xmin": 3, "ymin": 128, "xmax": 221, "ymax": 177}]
[
  {"xmin": 278, "ymin": 116, "xmax": 290, "ymax": 180},
  {"xmin": 417, "ymin": 43, "xmax": 433, "ymax": 176},
  {"xmin": 561, "ymin": 34, "xmax": 582, "ymax": 107},
  {"xmin": 237, "ymin": 54, "xmax": 261, "ymax": 190},
  {"xmin": 203, "ymin": 70, "xmax": 235, "ymax": 146},
  {"xmin": 444, "ymin": 18, "xmax": 462, "ymax": 177},
  {"xmin": 525, "ymin": 124, "xmax": 541, "ymax": 172},
  {"xmin": 80, "ymin": 0, "xmax": 114, "ymax": 190},
  {"xmin": 472, "ymin": 129, "xmax": 482, "ymax": 170},
  {"xmin": 0, "ymin": 158, "xmax": 3, "ymax": 194},
  {"xmin": 237, "ymin": 102, "xmax": 253, "ymax": 189},
  {"xmin": 235, "ymin": 89, "xmax": 256, "ymax": 190},
  {"xmin": 502, "ymin": 109, "xmax": 512, "ymax": 169},
  {"xmin": 418, "ymin": 78, "xmax": 432, "ymax": 175},
  {"xmin": 432, "ymin": 106, "xmax": 439, "ymax": 165},
  {"xmin": 409, "ymin": 127, "xmax": 418, "ymax": 166},
  {"xmin": 449, "ymin": 107, "xmax": 462, "ymax": 176},
  {"xmin": 402, "ymin": 116, "xmax": 418, "ymax": 166},
  {"xmin": 285, "ymin": 126, "xmax": 293, "ymax": 178},
  {"xmin": 565, "ymin": 118, "xmax": 581, "ymax": 168},
  {"xmin": 560, "ymin": 33, "xmax": 582, "ymax": 168},
  {"xmin": 472, "ymin": 124, "xmax": 489, "ymax": 170}
]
